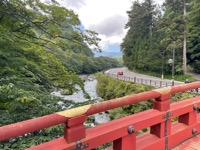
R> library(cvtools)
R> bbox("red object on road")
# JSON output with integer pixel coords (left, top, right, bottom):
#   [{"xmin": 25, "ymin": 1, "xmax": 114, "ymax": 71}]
[{"xmin": 117, "ymin": 71, "xmax": 123, "ymax": 75}]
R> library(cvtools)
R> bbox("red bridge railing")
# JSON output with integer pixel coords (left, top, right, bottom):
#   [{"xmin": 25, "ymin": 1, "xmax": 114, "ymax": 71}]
[{"xmin": 0, "ymin": 82, "xmax": 200, "ymax": 150}]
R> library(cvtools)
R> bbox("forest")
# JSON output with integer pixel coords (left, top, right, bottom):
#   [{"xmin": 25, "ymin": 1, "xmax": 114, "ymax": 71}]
[
  {"xmin": 0, "ymin": 0, "xmax": 121, "ymax": 148},
  {"xmin": 1, "ymin": 0, "xmax": 200, "ymax": 149},
  {"xmin": 122, "ymin": 0, "xmax": 200, "ymax": 75}
]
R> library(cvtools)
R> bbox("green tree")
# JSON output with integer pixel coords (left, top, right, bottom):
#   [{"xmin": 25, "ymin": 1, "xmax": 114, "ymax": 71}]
[
  {"xmin": 187, "ymin": 0, "xmax": 200, "ymax": 73},
  {"xmin": 121, "ymin": 0, "xmax": 161, "ymax": 72},
  {"xmin": 0, "ymin": 0, "xmax": 101, "ymax": 51},
  {"xmin": 160, "ymin": 0, "xmax": 186, "ymax": 74}
]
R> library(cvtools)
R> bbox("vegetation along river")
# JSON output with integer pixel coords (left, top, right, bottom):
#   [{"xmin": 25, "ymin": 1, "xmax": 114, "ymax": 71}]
[{"xmin": 51, "ymin": 75, "xmax": 110, "ymax": 125}]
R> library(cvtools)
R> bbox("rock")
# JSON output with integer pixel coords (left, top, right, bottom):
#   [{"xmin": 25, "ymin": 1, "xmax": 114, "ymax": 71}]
[{"xmin": 60, "ymin": 89, "xmax": 73, "ymax": 95}]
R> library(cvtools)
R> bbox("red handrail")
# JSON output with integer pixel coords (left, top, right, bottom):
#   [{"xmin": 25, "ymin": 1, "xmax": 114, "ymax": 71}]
[
  {"xmin": 0, "ymin": 81, "xmax": 200, "ymax": 149},
  {"xmin": 0, "ymin": 88, "xmax": 162, "ymax": 141}
]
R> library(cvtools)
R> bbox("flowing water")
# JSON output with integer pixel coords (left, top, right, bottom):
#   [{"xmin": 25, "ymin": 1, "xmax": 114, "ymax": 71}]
[{"xmin": 51, "ymin": 75, "xmax": 110, "ymax": 124}]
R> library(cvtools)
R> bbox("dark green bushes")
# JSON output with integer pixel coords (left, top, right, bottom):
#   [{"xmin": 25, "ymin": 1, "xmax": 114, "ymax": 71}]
[
  {"xmin": 96, "ymin": 73, "xmax": 196, "ymax": 121},
  {"xmin": 96, "ymin": 73, "xmax": 153, "ymax": 100},
  {"xmin": 96, "ymin": 73, "xmax": 154, "ymax": 120}
]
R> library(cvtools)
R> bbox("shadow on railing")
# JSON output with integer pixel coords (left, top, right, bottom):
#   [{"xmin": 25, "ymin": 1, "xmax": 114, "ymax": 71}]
[{"xmin": 0, "ymin": 82, "xmax": 200, "ymax": 150}]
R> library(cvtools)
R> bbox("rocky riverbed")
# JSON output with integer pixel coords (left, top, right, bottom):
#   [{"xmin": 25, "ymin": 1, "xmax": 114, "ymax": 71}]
[{"xmin": 51, "ymin": 75, "xmax": 110, "ymax": 125}]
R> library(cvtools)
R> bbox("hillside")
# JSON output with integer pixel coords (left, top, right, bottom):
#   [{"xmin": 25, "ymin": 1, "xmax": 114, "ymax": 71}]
[
  {"xmin": 95, "ymin": 51, "xmax": 122, "ymax": 58},
  {"xmin": 0, "ymin": 0, "xmax": 121, "ymax": 129}
]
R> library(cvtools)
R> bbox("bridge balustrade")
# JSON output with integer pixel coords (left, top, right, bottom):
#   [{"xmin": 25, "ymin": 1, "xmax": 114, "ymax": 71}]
[{"xmin": 0, "ymin": 82, "xmax": 200, "ymax": 150}]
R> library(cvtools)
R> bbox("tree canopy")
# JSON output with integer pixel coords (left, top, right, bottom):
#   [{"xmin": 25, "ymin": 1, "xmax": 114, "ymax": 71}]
[
  {"xmin": 0, "ymin": 0, "xmax": 102, "ymax": 51},
  {"xmin": 0, "ymin": 0, "xmax": 122, "ymax": 148},
  {"xmin": 121, "ymin": 0, "xmax": 200, "ymax": 75}
]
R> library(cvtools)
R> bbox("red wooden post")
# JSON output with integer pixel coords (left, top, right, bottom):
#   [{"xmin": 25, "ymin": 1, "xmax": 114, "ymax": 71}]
[
  {"xmin": 64, "ymin": 115, "xmax": 86, "ymax": 143},
  {"xmin": 151, "ymin": 88, "xmax": 171, "ymax": 138},
  {"xmin": 153, "ymin": 93, "xmax": 170, "ymax": 112},
  {"xmin": 179, "ymin": 111, "xmax": 197, "ymax": 126},
  {"xmin": 113, "ymin": 133, "xmax": 136, "ymax": 150}
]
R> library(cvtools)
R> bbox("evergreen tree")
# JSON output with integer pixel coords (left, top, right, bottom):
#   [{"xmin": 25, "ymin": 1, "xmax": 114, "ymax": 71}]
[
  {"xmin": 121, "ymin": 0, "xmax": 161, "ymax": 72},
  {"xmin": 187, "ymin": 0, "xmax": 200, "ymax": 73}
]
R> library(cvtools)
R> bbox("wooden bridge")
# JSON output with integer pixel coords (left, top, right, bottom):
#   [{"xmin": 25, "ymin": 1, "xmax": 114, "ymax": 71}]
[{"xmin": 1, "ymin": 82, "xmax": 200, "ymax": 150}]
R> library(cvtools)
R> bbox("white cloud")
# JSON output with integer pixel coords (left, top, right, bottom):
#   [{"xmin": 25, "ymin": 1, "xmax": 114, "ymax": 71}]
[{"xmin": 59, "ymin": 0, "xmax": 164, "ymax": 51}]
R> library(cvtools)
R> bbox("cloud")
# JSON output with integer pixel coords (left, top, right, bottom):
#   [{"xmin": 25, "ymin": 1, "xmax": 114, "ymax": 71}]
[
  {"xmin": 98, "ymin": 31, "xmax": 127, "ymax": 50},
  {"xmin": 73, "ymin": 0, "xmax": 132, "ymax": 51},
  {"xmin": 58, "ymin": 0, "xmax": 86, "ymax": 9},
  {"xmin": 58, "ymin": 0, "xmax": 165, "ymax": 51},
  {"xmin": 89, "ymin": 15, "xmax": 127, "ymax": 37}
]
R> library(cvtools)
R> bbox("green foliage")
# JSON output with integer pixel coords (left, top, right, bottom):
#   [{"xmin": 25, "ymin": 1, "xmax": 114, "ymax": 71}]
[
  {"xmin": 122, "ymin": 0, "xmax": 200, "ymax": 75},
  {"xmin": 121, "ymin": 0, "xmax": 163, "ymax": 73},
  {"xmin": 187, "ymin": 0, "xmax": 200, "ymax": 73},
  {"xmin": 133, "ymin": 69, "xmax": 195, "ymax": 82},
  {"xmin": 49, "ymin": 49, "xmax": 122, "ymax": 75},
  {"xmin": 0, "ymin": 0, "xmax": 112, "ymax": 148},
  {"xmin": 96, "ymin": 73, "xmax": 195, "ymax": 122},
  {"xmin": 0, "ymin": 41, "xmax": 83, "ymax": 91},
  {"xmin": 0, "ymin": 83, "xmax": 63, "ymax": 125},
  {"xmin": 0, "ymin": 124, "xmax": 64, "ymax": 150},
  {"xmin": 0, "ymin": 82, "xmax": 97, "ymax": 149},
  {"xmin": 0, "ymin": 0, "xmax": 101, "ymax": 51},
  {"xmin": 0, "ymin": 83, "xmax": 65, "ymax": 149},
  {"xmin": 171, "ymin": 92, "xmax": 194, "ymax": 103},
  {"xmin": 0, "ymin": 0, "xmax": 121, "ymax": 149},
  {"xmin": 95, "ymin": 142, "xmax": 113, "ymax": 150},
  {"xmin": 96, "ymin": 73, "xmax": 153, "ymax": 100},
  {"xmin": 95, "ymin": 73, "xmax": 154, "ymax": 120}
]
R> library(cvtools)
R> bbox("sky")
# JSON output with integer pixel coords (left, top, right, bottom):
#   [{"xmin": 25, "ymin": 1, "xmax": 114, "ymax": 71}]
[{"xmin": 58, "ymin": 0, "xmax": 165, "ymax": 52}]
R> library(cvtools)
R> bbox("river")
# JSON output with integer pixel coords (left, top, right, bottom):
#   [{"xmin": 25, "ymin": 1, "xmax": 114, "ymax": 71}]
[{"xmin": 51, "ymin": 75, "xmax": 110, "ymax": 125}]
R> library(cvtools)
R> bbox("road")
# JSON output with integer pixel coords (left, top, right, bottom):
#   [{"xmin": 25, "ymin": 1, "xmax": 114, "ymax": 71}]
[{"xmin": 105, "ymin": 67, "xmax": 184, "ymax": 88}]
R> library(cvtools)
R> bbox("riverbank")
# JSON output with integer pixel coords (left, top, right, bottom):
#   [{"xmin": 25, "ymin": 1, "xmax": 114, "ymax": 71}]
[{"xmin": 51, "ymin": 75, "xmax": 110, "ymax": 125}]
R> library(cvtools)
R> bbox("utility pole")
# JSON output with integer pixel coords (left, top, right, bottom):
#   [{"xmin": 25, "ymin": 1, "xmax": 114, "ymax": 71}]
[
  {"xmin": 161, "ymin": 49, "xmax": 165, "ymax": 79},
  {"xmin": 172, "ymin": 42, "xmax": 175, "ymax": 80},
  {"xmin": 183, "ymin": 0, "xmax": 187, "ymax": 74}
]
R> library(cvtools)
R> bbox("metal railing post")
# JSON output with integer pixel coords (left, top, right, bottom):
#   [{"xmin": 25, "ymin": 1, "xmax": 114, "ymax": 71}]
[{"xmin": 172, "ymin": 80, "xmax": 174, "ymax": 86}]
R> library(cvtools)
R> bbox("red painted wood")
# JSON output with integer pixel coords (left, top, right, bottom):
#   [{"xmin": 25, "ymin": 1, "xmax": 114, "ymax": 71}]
[
  {"xmin": 153, "ymin": 100, "xmax": 170, "ymax": 111},
  {"xmin": 170, "ymin": 96, "xmax": 200, "ymax": 117},
  {"xmin": 151, "ymin": 122, "xmax": 169, "ymax": 138},
  {"xmin": 170, "ymin": 82, "xmax": 200, "ymax": 94},
  {"xmin": 28, "ymin": 109, "xmax": 164, "ymax": 149},
  {"xmin": 29, "ymin": 96, "xmax": 200, "ymax": 150},
  {"xmin": 137, "ymin": 133, "xmax": 165, "ymax": 150},
  {"xmin": 1, "ymin": 82, "xmax": 200, "ymax": 149},
  {"xmin": 86, "ymin": 90, "xmax": 161, "ymax": 116},
  {"xmin": 173, "ymin": 134, "xmax": 200, "ymax": 149},
  {"xmin": 67, "ymin": 115, "xmax": 86, "ymax": 127},
  {"xmin": 0, "ymin": 89, "xmax": 161, "ymax": 141},
  {"xmin": 0, "ymin": 114, "xmax": 67, "ymax": 141},
  {"xmin": 64, "ymin": 124, "xmax": 86, "ymax": 143},
  {"xmin": 65, "ymin": 115, "xmax": 86, "ymax": 143},
  {"xmin": 113, "ymin": 133, "xmax": 136, "ymax": 150},
  {"xmin": 179, "ymin": 112, "xmax": 197, "ymax": 126},
  {"xmin": 168, "ymin": 123, "xmax": 200, "ymax": 149},
  {"xmin": 153, "ymin": 93, "xmax": 170, "ymax": 111}
]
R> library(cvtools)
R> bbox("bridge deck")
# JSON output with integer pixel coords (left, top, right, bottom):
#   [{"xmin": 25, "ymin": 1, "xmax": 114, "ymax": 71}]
[
  {"xmin": 106, "ymin": 134, "xmax": 200, "ymax": 150},
  {"xmin": 173, "ymin": 134, "xmax": 200, "ymax": 150}
]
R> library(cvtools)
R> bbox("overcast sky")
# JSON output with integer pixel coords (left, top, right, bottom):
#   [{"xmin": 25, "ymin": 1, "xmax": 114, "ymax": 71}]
[{"xmin": 58, "ymin": 0, "xmax": 165, "ymax": 52}]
